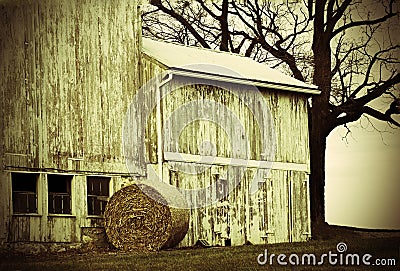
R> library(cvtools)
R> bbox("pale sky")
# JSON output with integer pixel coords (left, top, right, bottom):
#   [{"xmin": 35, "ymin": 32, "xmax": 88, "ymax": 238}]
[
  {"xmin": 326, "ymin": 117, "xmax": 400, "ymax": 229},
  {"xmin": 324, "ymin": 1, "xmax": 400, "ymax": 229}
]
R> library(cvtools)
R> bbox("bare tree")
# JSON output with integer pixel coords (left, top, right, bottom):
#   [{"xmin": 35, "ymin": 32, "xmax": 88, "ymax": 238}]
[{"xmin": 143, "ymin": 0, "xmax": 400, "ymax": 236}]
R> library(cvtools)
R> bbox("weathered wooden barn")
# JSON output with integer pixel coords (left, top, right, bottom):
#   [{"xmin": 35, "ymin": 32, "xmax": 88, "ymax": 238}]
[
  {"xmin": 136, "ymin": 38, "xmax": 319, "ymax": 246},
  {"xmin": 0, "ymin": 0, "xmax": 319, "ymax": 251},
  {"xmin": 0, "ymin": 0, "xmax": 142, "ymax": 249}
]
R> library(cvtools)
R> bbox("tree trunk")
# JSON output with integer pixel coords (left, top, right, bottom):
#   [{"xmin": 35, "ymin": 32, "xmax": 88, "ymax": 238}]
[
  {"xmin": 309, "ymin": 107, "xmax": 330, "ymax": 237},
  {"xmin": 219, "ymin": 0, "xmax": 229, "ymax": 52},
  {"xmin": 310, "ymin": 0, "xmax": 332, "ymax": 238},
  {"xmin": 309, "ymin": 46, "xmax": 332, "ymax": 236}
]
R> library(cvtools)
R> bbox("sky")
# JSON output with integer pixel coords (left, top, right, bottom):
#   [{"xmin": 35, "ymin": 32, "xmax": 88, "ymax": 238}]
[
  {"xmin": 323, "ymin": 0, "xmax": 400, "ymax": 230},
  {"xmin": 326, "ymin": 117, "xmax": 400, "ymax": 229}
]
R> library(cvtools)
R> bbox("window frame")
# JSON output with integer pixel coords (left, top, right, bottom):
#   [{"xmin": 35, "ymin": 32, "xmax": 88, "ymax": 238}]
[
  {"xmin": 11, "ymin": 172, "xmax": 39, "ymax": 215},
  {"xmin": 86, "ymin": 176, "xmax": 111, "ymax": 217},
  {"xmin": 47, "ymin": 174, "xmax": 73, "ymax": 215}
]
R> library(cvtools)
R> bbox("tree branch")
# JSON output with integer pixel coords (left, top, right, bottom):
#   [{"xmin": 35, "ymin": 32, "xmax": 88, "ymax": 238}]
[
  {"xmin": 231, "ymin": 1, "xmax": 259, "ymax": 37},
  {"xmin": 348, "ymin": 45, "xmax": 400, "ymax": 100},
  {"xmin": 363, "ymin": 106, "xmax": 400, "ymax": 127},
  {"xmin": 326, "ymin": 0, "xmax": 352, "ymax": 35},
  {"xmin": 195, "ymin": 0, "xmax": 219, "ymax": 19},
  {"xmin": 150, "ymin": 0, "xmax": 211, "ymax": 49},
  {"xmin": 351, "ymin": 73, "xmax": 400, "ymax": 108},
  {"xmin": 245, "ymin": 39, "xmax": 257, "ymax": 57},
  {"xmin": 330, "ymin": 104, "xmax": 400, "ymax": 131},
  {"xmin": 332, "ymin": 12, "xmax": 398, "ymax": 38},
  {"xmin": 235, "ymin": 1, "xmax": 306, "ymax": 81}
]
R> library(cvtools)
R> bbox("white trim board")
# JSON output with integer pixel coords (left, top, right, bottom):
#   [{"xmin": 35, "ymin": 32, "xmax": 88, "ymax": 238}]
[{"xmin": 164, "ymin": 152, "xmax": 309, "ymax": 172}]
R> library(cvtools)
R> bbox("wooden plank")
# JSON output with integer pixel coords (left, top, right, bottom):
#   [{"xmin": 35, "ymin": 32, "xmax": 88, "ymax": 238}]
[
  {"xmin": 0, "ymin": 172, "xmax": 11, "ymax": 243},
  {"xmin": 47, "ymin": 216, "xmax": 75, "ymax": 242},
  {"xmin": 164, "ymin": 152, "xmax": 309, "ymax": 172},
  {"xmin": 246, "ymin": 168, "xmax": 268, "ymax": 245},
  {"xmin": 229, "ymin": 168, "xmax": 246, "ymax": 246},
  {"xmin": 291, "ymin": 172, "xmax": 311, "ymax": 241},
  {"xmin": 158, "ymin": 76, "xmax": 311, "ymax": 166},
  {"xmin": 38, "ymin": 173, "xmax": 46, "ymax": 242},
  {"xmin": 168, "ymin": 160, "xmax": 312, "ymax": 247},
  {"xmin": 268, "ymin": 170, "xmax": 290, "ymax": 243},
  {"xmin": 29, "ymin": 217, "xmax": 41, "ymax": 242},
  {"xmin": 10, "ymin": 216, "xmax": 32, "ymax": 242}
]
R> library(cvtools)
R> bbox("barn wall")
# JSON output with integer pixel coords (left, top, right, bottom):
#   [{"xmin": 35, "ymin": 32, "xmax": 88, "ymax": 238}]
[
  {"xmin": 123, "ymin": 54, "xmax": 165, "ymax": 175},
  {"xmin": 0, "ymin": 0, "xmax": 141, "ymax": 245},
  {"xmin": 140, "ymin": 56, "xmax": 310, "ymax": 166},
  {"xmin": 140, "ymin": 56, "xmax": 312, "ymax": 246},
  {"xmin": 0, "ymin": 0, "xmax": 141, "ymax": 174},
  {"xmin": 3, "ymin": 172, "xmax": 134, "ymax": 244},
  {"xmin": 165, "ymin": 164, "xmax": 310, "ymax": 247}
]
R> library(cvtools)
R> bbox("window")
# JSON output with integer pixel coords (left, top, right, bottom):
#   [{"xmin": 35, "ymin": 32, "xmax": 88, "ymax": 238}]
[
  {"xmin": 215, "ymin": 175, "xmax": 228, "ymax": 201},
  {"xmin": 87, "ymin": 176, "xmax": 110, "ymax": 216},
  {"xmin": 48, "ymin": 174, "xmax": 72, "ymax": 214},
  {"xmin": 12, "ymin": 173, "xmax": 38, "ymax": 214}
]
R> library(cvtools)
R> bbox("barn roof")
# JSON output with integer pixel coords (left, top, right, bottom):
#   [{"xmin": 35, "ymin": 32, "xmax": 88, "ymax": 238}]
[{"xmin": 142, "ymin": 38, "xmax": 319, "ymax": 94}]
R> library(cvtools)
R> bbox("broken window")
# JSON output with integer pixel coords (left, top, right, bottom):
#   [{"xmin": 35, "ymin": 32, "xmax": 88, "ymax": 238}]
[
  {"xmin": 48, "ymin": 174, "xmax": 72, "ymax": 214},
  {"xmin": 87, "ymin": 176, "xmax": 110, "ymax": 216},
  {"xmin": 12, "ymin": 172, "xmax": 38, "ymax": 214}
]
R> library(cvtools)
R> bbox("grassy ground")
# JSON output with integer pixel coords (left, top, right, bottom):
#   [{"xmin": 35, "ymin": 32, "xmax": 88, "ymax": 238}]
[{"xmin": 0, "ymin": 236, "xmax": 399, "ymax": 271}]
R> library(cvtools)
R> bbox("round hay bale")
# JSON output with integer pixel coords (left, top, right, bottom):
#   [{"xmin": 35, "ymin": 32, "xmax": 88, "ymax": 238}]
[{"xmin": 104, "ymin": 181, "xmax": 189, "ymax": 251}]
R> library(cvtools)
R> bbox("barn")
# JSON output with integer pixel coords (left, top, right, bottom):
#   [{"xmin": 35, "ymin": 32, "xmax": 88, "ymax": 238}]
[
  {"xmin": 0, "ymin": 0, "xmax": 319, "ymax": 252},
  {"xmin": 0, "ymin": 0, "xmax": 142, "ymax": 251},
  {"xmin": 135, "ymin": 38, "xmax": 319, "ymax": 247}
]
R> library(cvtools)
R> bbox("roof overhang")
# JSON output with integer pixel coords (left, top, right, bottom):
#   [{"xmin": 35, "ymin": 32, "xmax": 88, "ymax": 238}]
[
  {"xmin": 169, "ymin": 67, "xmax": 321, "ymax": 95},
  {"xmin": 142, "ymin": 38, "xmax": 320, "ymax": 95}
]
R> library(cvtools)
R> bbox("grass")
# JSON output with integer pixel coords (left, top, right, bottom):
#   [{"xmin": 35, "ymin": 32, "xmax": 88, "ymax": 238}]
[{"xmin": 0, "ymin": 237, "xmax": 399, "ymax": 271}]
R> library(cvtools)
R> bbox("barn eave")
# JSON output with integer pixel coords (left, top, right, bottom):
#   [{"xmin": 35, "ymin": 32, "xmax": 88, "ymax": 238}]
[
  {"xmin": 168, "ymin": 67, "xmax": 320, "ymax": 95},
  {"xmin": 142, "ymin": 37, "xmax": 320, "ymax": 95}
]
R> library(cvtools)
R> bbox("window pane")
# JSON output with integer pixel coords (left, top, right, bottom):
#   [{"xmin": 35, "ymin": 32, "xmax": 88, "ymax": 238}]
[
  {"xmin": 48, "ymin": 175, "xmax": 71, "ymax": 193},
  {"xmin": 27, "ymin": 193, "xmax": 37, "ymax": 213},
  {"xmin": 49, "ymin": 193, "xmax": 72, "ymax": 214},
  {"xmin": 12, "ymin": 193, "xmax": 25, "ymax": 213},
  {"xmin": 12, "ymin": 173, "xmax": 38, "ymax": 214},
  {"xmin": 94, "ymin": 197, "xmax": 101, "ymax": 215},
  {"xmin": 87, "ymin": 177, "xmax": 110, "ymax": 215},
  {"xmin": 87, "ymin": 177, "xmax": 110, "ymax": 196},
  {"xmin": 88, "ymin": 196, "xmax": 95, "ymax": 215},
  {"xmin": 89, "ymin": 197, "xmax": 108, "ymax": 216},
  {"xmin": 63, "ymin": 195, "xmax": 71, "ymax": 214},
  {"xmin": 48, "ymin": 174, "xmax": 72, "ymax": 214},
  {"xmin": 87, "ymin": 178, "xmax": 94, "ymax": 195},
  {"xmin": 53, "ymin": 194, "xmax": 62, "ymax": 214}
]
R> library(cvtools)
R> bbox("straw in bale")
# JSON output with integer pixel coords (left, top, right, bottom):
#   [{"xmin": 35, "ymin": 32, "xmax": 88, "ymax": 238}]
[{"xmin": 104, "ymin": 181, "xmax": 189, "ymax": 251}]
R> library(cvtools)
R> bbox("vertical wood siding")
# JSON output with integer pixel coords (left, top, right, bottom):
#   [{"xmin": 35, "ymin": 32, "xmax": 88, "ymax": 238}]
[
  {"xmin": 166, "ymin": 164, "xmax": 310, "ymax": 247},
  {"xmin": 0, "ymin": 0, "xmax": 141, "ymax": 173},
  {"xmin": 0, "ymin": 0, "xmax": 141, "ymax": 243},
  {"xmin": 140, "ymin": 56, "xmax": 310, "ymax": 165},
  {"xmin": 136, "ymin": 55, "xmax": 312, "ymax": 246}
]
